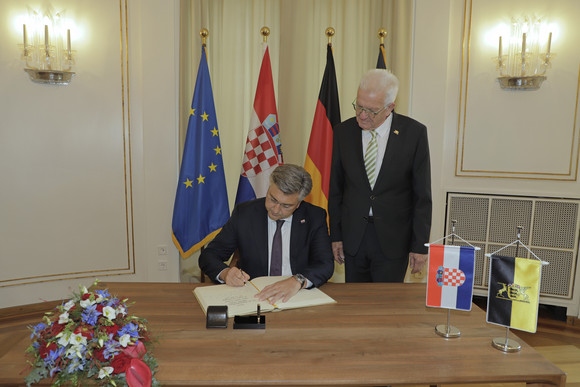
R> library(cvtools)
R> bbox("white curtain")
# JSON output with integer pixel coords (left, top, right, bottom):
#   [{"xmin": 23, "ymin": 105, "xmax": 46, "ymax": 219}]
[{"xmin": 179, "ymin": 0, "xmax": 413, "ymax": 209}]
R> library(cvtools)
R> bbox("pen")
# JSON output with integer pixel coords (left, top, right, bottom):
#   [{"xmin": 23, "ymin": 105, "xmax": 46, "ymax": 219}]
[
  {"xmin": 248, "ymin": 280, "xmax": 279, "ymax": 309},
  {"xmin": 257, "ymin": 304, "xmax": 260, "ymax": 323}
]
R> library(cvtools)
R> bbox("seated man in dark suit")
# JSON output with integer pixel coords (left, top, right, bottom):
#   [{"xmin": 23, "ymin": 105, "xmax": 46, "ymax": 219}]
[{"xmin": 199, "ymin": 164, "xmax": 334, "ymax": 305}]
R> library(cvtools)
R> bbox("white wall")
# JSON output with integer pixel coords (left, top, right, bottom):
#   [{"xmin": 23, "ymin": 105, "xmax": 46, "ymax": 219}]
[{"xmin": 0, "ymin": 0, "xmax": 180, "ymax": 308}]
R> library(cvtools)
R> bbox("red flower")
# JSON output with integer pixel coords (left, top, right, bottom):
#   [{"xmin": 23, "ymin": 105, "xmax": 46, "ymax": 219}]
[
  {"xmin": 39, "ymin": 342, "xmax": 57, "ymax": 359},
  {"xmin": 74, "ymin": 326, "xmax": 93, "ymax": 339},
  {"xmin": 104, "ymin": 324, "xmax": 120, "ymax": 336},
  {"xmin": 93, "ymin": 348, "xmax": 106, "ymax": 362},
  {"xmin": 81, "ymin": 293, "xmax": 92, "ymax": 301},
  {"xmin": 123, "ymin": 341, "xmax": 146, "ymax": 359},
  {"xmin": 50, "ymin": 323, "xmax": 65, "ymax": 336},
  {"xmin": 111, "ymin": 353, "xmax": 132, "ymax": 374},
  {"xmin": 126, "ymin": 358, "xmax": 152, "ymax": 387}
]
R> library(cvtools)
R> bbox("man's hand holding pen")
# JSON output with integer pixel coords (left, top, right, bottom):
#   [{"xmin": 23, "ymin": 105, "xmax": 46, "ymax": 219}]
[{"xmin": 220, "ymin": 267, "xmax": 250, "ymax": 287}]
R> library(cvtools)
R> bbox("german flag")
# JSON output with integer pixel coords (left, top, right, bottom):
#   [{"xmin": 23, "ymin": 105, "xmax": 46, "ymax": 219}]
[
  {"xmin": 487, "ymin": 255, "xmax": 542, "ymax": 333},
  {"xmin": 304, "ymin": 43, "xmax": 340, "ymax": 212}
]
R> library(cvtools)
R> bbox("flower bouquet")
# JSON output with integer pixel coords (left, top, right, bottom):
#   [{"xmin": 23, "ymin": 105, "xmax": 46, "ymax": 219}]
[{"xmin": 25, "ymin": 281, "xmax": 159, "ymax": 386}]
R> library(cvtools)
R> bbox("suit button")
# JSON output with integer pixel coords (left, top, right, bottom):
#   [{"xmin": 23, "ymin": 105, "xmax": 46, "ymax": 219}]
[{"xmin": 370, "ymin": 195, "xmax": 375, "ymax": 200}]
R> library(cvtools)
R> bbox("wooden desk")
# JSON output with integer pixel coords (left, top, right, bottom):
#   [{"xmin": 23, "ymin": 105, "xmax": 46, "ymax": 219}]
[{"xmin": 0, "ymin": 282, "xmax": 566, "ymax": 386}]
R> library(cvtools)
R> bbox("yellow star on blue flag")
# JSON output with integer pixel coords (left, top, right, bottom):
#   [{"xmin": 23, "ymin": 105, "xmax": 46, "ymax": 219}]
[{"xmin": 171, "ymin": 45, "xmax": 229, "ymax": 258}]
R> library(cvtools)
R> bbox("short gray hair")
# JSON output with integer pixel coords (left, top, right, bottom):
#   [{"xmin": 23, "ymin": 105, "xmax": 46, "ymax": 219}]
[
  {"xmin": 359, "ymin": 69, "xmax": 399, "ymax": 106},
  {"xmin": 269, "ymin": 164, "xmax": 312, "ymax": 201}
]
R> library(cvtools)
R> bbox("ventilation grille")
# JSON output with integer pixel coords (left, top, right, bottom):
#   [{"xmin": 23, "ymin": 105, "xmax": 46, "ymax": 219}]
[{"xmin": 446, "ymin": 193, "xmax": 580, "ymax": 300}]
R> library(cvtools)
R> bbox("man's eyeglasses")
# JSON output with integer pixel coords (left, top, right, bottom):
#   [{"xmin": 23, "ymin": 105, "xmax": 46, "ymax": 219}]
[{"xmin": 352, "ymin": 99, "xmax": 389, "ymax": 118}]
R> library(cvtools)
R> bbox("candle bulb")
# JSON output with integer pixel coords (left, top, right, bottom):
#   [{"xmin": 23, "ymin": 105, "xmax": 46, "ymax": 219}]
[
  {"xmin": 546, "ymin": 32, "xmax": 552, "ymax": 56},
  {"xmin": 498, "ymin": 36, "xmax": 502, "ymax": 60},
  {"xmin": 67, "ymin": 29, "xmax": 71, "ymax": 53},
  {"xmin": 521, "ymin": 33, "xmax": 526, "ymax": 57},
  {"xmin": 44, "ymin": 25, "xmax": 49, "ymax": 49},
  {"xmin": 23, "ymin": 24, "xmax": 28, "ymax": 48}
]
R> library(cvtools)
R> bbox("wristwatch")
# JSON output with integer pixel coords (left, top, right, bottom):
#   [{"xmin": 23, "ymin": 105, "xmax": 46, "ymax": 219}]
[{"xmin": 293, "ymin": 274, "xmax": 307, "ymax": 289}]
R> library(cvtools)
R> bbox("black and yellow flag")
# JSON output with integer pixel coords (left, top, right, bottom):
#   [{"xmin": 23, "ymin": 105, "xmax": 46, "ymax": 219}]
[{"xmin": 487, "ymin": 255, "xmax": 542, "ymax": 333}]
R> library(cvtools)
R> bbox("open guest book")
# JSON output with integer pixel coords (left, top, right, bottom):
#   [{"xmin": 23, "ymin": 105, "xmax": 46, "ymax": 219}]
[{"xmin": 193, "ymin": 275, "xmax": 336, "ymax": 317}]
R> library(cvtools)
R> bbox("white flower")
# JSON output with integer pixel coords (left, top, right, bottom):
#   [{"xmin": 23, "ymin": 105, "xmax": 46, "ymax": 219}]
[
  {"xmin": 69, "ymin": 332, "xmax": 87, "ymax": 347},
  {"xmin": 116, "ymin": 305, "xmax": 127, "ymax": 316},
  {"xmin": 98, "ymin": 366, "xmax": 114, "ymax": 379},
  {"xmin": 79, "ymin": 298, "xmax": 95, "ymax": 308},
  {"xmin": 58, "ymin": 311, "xmax": 69, "ymax": 324},
  {"xmin": 103, "ymin": 306, "xmax": 116, "ymax": 320},
  {"xmin": 57, "ymin": 332, "xmax": 71, "ymax": 347},
  {"xmin": 63, "ymin": 300, "xmax": 75, "ymax": 311},
  {"xmin": 119, "ymin": 333, "xmax": 131, "ymax": 347}
]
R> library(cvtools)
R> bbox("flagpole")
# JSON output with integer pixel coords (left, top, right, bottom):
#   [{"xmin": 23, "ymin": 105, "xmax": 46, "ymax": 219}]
[
  {"xmin": 261, "ymin": 26, "xmax": 270, "ymax": 42},
  {"xmin": 435, "ymin": 220, "xmax": 461, "ymax": 338},
  {"xmin": 491, "ymin": 227, "xmax": 523, "ymax": 352}
]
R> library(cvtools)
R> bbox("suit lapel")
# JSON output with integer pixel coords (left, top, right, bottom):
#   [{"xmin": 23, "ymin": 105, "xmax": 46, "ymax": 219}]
[
  {"xmin": 347, "ymin": 121, "xmax": 369, "ymax": 188},
  {"xmin": 253, "ymin": 200, "xmax": 270, "ymax": 273},
  {"xmin": 374, "ymin": 112, "xmax": 400, "ymax": 189},
  {"xmin": 289, "ymin": 205, "xmax": 308, "ymax": 270}
]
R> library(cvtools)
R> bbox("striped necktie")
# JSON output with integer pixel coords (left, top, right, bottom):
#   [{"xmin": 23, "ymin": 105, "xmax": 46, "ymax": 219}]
[{"xmin": 364, "ymin": 130, "xmax": 378, "ymax": 188}]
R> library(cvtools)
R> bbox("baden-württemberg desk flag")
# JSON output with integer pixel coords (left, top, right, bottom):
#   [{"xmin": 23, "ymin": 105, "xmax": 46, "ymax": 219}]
[
  {"xmin": 376, "ymin": 43, "xmax": 386, "ymax": 69},
  {"xmin": 487, "ymin": 255, "xmax": 542, "ymax": 333},
  {"xmin": 171, "ymin": 45, "xmax": 229, "ymax": 258},
  {"xmin": 235, "ymin": 43, "xmax": 283, "ymax": 204},
  {"xmin": 426, "ymin": 245, "xmax": 475, "ymax": 311},
  {"xmin": 304, "ymin": 43, "xmax": 341, "ymax": 211}
]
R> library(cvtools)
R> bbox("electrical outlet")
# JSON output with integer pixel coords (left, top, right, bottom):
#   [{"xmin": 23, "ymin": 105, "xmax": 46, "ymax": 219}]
[
  {"xmin": 158, "ymin": 260, "xmax": 168, "ymax": 271},
  {"xmin": 157, "ymin": 245, "xmax": 168, "ymax": 255}
]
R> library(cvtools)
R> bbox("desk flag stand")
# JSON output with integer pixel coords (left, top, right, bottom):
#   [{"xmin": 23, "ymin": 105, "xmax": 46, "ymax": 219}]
[
  {"xmin": 485, "ymin": 226, "xmax": 549, "ymax": 353},
  {"xmin": 425, "ymin": 220, "xmax": 480, "ymax": 338}
]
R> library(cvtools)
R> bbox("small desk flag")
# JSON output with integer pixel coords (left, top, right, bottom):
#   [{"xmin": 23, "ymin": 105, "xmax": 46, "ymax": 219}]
[
  {"xmin": 376, "ymin": 43, "xmax": 387, "ymax": 69},
  {"xmin": 235, "ymin": 43, "xmax": 283, "ymax": 204},
  {"xmin": 304, "ymin": 43, "xmax": 341, "ymax": 211},
  {"xmin": 426, "ymin": 244, "xmax": 475, "ymax": 311},
  {"xmin": 487, "ymin": 255, "xmax": 542, "ymax": 333},
  {"xmin": 171, "ymin": 45, "xmax": 229, "ymax": 258}
]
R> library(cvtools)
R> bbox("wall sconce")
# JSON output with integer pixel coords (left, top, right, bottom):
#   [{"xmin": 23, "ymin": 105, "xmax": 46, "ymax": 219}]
[
  {"xmin": 496, "ymin": 17, "xmax": 553, "ymax": 90},
  {"xmin": 20, "ymin": 9, "xmax": 75, "ymax": 85}
]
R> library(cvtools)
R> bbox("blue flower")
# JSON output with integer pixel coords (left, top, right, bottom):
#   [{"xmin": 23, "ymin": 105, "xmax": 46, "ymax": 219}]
[
  {"xmin": 30, "ymin": 322, "xmax": 47, "ymax": 339},
  {"xmin": 103, "ymin": 337, "xmax": 121, "ymax": 360},
  {"xmin": 118, "ymin": 322, "xmax": 139, "ymax": 338},
  {"xmin": 81, "ymin": 304, "xmax": 101, "ymax": 326}
]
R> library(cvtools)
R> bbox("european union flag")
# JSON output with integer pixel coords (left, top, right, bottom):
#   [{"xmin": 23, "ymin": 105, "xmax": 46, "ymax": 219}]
[{"xmin": 172, "ymin": 46, "xmax": 229, "ymax": 258}]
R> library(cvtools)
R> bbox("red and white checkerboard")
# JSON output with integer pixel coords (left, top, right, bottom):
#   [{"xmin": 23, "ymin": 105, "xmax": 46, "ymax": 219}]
[
  {"xmin": 443, "ymin": 268, "xmax": 466, "ymax": 287},
  {"xmin": 241, "ymin": 126, "xmax": 279, "ymax": 177}
]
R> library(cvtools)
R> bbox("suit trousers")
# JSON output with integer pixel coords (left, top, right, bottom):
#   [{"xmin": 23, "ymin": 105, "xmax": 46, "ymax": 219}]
[{"xmin": 344, "ymin": 221, "xmax": 408, "ymax": 283}]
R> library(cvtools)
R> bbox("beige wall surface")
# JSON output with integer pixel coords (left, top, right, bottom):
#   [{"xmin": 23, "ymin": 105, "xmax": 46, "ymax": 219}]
[{"xmin": 1, "ymin": 0, "xmax": 579, "ymax": 316}]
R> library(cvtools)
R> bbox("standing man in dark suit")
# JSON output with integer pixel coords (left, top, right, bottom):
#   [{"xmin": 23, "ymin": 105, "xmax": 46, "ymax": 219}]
[
  {"xmin": 199, "ymin": 164, "xmax": 334, "ymax": 304},
  {"xmin": 329, "ymin": 69, "xmax": 432, "ymax": 282}
]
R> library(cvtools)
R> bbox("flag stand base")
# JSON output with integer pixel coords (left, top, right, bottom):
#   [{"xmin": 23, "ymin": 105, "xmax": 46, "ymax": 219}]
[
  {"xmin": 491, "ymin": 337, "xmax": 521, "ymax": 352},
  {"xmin": 435, "ymin": 324, "xmax": 460, "ymax": 338}
]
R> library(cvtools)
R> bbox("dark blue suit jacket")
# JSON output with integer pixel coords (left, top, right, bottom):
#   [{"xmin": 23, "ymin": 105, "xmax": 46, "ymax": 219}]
[
  {"xmin": 199, "ymin": 198, "xmax": 334, "ymax": 287},
  {"xmin": 329, "ymin": 113, "xmax": 432, "ymax": 259}
]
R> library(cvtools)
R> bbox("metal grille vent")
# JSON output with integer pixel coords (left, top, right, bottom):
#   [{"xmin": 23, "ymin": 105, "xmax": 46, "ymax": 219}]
[{"xmin": 445, "ymin": 193, "xmax": 580, "ymax": 308}]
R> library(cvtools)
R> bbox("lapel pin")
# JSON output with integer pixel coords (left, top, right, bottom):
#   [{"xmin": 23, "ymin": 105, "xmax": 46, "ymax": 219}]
[
  {"xmin": 300, "ymin": 219, "xmax": 306, "ymax": 223},
  {"xmin": 394, "ymin": 130, "xmax": 399, "ymax": 135}
]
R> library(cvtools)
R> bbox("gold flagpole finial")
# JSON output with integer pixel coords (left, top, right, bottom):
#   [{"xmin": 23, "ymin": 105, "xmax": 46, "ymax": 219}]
[
  {"xmin": 325, "ymin": 27, "xmax": 335, "ymax": 45},
  {"xmin": 378, "ymin": 28, "xmax": 387, "ymax": 44},
  {"xmin": 200, "ymin": 28, "xmax": 209, "ymax": 45},
  {"xmin": 260, "ymin": 26, "xmax": 270, "ymax": 43}
]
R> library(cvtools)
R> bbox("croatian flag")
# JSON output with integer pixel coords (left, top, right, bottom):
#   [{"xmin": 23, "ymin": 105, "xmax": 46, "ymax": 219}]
[
  {"xmin": 234, "ymin": 43, "xmax": 283, "ymax": 204},
  {"xmin": 426, "ymin": 244, "xmax": 475, "ymax": 311}
]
